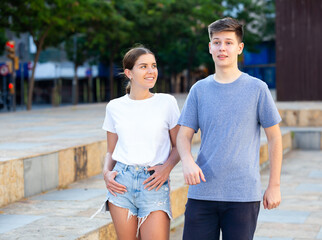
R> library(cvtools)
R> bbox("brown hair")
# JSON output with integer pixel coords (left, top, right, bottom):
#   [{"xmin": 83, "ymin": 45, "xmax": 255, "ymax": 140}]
[
  {"xmin": 208, "ymin": 17, "xmax": 243, "ymax": 42},
  {"xmin": 122, "ymin": 46, "xmax": 154, "ymax": 94}
]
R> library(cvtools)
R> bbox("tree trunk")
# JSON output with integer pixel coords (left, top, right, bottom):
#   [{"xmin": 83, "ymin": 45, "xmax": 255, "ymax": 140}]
[
  {"xmin": 88, "ymin": 71, "xmax": 93, "ymax": 103},
  {"xmin": 27, "ymin": 28, "xmax": 51, "ymax": 110},
  {"xmin": 109, "ymin": 50, "xmax": 115, "ymax": 100},
  {"xmin": 27, "ymin": 50, "xmax": 40, "ymax": 110},
  {"xmin": 72, "ymin": 64, "xmax": 79, "ymax": 105},
  {"xmin": 187, "ymin": 43, "xmax": 196, "ymax": 91}
]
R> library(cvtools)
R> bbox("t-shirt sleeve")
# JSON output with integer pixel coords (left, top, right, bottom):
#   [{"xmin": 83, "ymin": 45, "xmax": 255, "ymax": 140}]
[
  {"xmin": 102, "ymin": 104, "xmax": 116, "ymax": 133},
  {"xmin": 168, "ymin": 95, "xmax": 181, "ymax": 130},
  {"xmin": 178, "ymin": 86, "xmax": 199, "ymax": 133},
  {"xmin": 257, "ymin": 83, "xmax": 282, "ymax": 128}
]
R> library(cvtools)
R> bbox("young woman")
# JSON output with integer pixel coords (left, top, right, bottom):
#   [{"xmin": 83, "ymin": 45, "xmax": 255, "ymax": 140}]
[{"xmin": 101, "ymin": 46, "xmax": 180, "ymax": 240}]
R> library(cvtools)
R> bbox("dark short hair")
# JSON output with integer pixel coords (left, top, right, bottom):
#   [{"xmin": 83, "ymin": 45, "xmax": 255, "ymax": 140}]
[{"xmin": 208, "ymin": 17, "xmax": 243, "ymax": 42}]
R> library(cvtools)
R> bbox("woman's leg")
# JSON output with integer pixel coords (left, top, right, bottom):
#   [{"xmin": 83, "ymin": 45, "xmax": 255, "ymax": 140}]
[
  {"xmin": 109, "ymin": 202, "xmax": 139, "ymax": 240},
  {"xmin": 139, "ymin": 210, "xmax": 170, "ymax": 240}
]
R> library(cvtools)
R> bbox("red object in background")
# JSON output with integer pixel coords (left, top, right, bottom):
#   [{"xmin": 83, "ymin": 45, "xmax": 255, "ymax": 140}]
[
  {"xmin": 6, "ymin": 41, "xmax": 15, "ymax": 49},
  {"xmin": 27, "ymin": 62, "xmax": 33, "ymax": 70},
  {"xmin": 8, "ymin": 83, "xmax": 15, "ymax": 94}
]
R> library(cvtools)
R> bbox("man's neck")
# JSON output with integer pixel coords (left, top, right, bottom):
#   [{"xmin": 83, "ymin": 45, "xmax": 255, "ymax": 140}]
[{"xmin": 213, "ymin": 67, "xmax": 242, "ymax": 84}]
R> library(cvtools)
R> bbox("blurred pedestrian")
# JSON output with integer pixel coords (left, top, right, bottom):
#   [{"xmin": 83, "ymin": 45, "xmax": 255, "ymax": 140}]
[
  {"xmin": 99, "ymin": 46, "xmax": 180, "ymax": 240},
  {"xmin": 177, "ymin": 17, "xmax": 283, "ymax": 240}
]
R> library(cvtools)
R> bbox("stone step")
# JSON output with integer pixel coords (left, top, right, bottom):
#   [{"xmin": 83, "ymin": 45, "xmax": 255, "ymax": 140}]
[
  {"xmin": 0, "ymin": 130, "xmax": 292, "ymax": 240},
  {"xmin": 277, "ymin": 101, "xmax": 322, "ymax": 127},
  {"xmin": 1, "ymin": 93, "xmax": 321, "ymax": 208}
]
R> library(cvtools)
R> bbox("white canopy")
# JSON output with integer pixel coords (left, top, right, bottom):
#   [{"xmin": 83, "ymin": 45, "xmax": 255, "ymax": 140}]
[{"xmin": 30, "ymin": 61, "xmax": 98, "ymax": 80}]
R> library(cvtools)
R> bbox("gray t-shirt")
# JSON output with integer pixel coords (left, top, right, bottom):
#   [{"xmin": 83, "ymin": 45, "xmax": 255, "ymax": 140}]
[{"xmin": 178, "ymin": 73, "xmax": 281, "ymax": 202}]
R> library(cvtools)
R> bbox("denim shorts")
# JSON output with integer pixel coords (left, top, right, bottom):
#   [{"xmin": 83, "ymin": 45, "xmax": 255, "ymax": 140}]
[{"xmin": 105, "ymin": 161, "xmax": 172, "ymax": 222}]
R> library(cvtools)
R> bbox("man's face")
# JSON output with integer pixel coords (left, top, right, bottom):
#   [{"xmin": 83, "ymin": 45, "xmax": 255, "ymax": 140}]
[{"xmin": 209, "ymin": 31, "xmax": 244, "ymax": 69}]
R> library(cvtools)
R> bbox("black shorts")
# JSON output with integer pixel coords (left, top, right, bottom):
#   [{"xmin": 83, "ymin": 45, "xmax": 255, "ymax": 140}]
[{"xmin": 183, "ymin": 198, "xmax": 260, "ymax": 240}]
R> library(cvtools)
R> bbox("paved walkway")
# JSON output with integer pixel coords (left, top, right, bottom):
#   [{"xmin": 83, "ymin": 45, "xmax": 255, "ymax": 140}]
[
  {"xmin": 171, "ymin": 150, "xmax": 322, "ymax": 240},
  {"xmin": 2, "ymin": 92, "xmax": 317, "ymax": 162},
  {"xmin": 0, "ymin": 94, "xmax": 187, "ymax": 162},
  {"xmin": 1, "ymin": 93, "xmax": 322, "ymax": 239},
  {"xmin": 0, "ymin": 153, "xmax": 192, "ymax": 240},
  {"xmin": 0, "ymin": 150, "xmax": 321, "ymax": 239}
]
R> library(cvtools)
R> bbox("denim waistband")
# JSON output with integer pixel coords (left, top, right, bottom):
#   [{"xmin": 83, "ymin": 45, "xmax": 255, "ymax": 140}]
[{"xmin": 116, "ymin": 161, "xmax": 150, "ymax": 173}]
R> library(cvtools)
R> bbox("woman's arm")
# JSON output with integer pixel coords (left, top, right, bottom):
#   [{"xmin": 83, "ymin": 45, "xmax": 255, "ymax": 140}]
[
  {"xmin": 143, "ymin": 125, "xmax": 181, "ymax": 191},
  {"xmin": 103, "ymin": 131, "xmax": 127, "ymax": 196}
]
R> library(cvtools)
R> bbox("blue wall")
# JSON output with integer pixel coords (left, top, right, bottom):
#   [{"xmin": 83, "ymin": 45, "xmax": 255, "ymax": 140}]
[{"xmin": 241, "ymin": 42, "xmax": 276, "ymax": 88}]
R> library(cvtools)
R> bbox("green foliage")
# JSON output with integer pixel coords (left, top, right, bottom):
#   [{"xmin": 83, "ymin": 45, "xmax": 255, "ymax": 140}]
[
  {"xmin": 0, "ymin": 28, "xmax": 7, "ymax": 55},
  {"xmin": 223, "ymin": 0, "xmax": 276, "ymax": 52},
  {"xmin": 0, "ymin": 0, "xmax": 276, "ymax": 100}
]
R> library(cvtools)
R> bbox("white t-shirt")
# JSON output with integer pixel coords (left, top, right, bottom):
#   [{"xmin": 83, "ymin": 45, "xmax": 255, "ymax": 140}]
[{"xmin": 102, "ymin": 93, "xmax": 180, "ymax": 166}]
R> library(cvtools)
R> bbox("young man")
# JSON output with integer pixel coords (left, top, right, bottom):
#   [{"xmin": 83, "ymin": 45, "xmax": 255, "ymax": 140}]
[{"xmin": 177, "ymin": 17, "xmax": 282, "ymax": 240}]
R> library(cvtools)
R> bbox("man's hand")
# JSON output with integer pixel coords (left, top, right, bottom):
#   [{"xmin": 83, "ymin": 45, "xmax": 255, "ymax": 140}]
[
  {"xmin": 182, "ymin": 159, "xmax": 206, "ymax": 185},
  {"xmin": 103, "ymin": 170, "xmax": 127, "ymax": 197},
  {"xmin": 263, "ymin": 185, "xmax": 281, "ymax": 209},
  {"xmin": 143, "ymin": 164, "xmax": 171, "ymax": 191}
]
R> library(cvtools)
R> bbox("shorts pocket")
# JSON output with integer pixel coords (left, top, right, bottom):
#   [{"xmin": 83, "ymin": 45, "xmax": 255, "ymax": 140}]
[{"xmin": 112, "ymin": 162, "xmax": 124, "ymax": 174}]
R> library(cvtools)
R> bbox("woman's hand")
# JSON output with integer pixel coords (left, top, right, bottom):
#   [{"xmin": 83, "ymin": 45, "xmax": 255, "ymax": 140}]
[
  {"xmin": 103, "ymin": 169, "xmax": 127, "ymax": 196},
  {"xmin": 143, "ymin": 164, "xmax": 171, "ymax": 191}
]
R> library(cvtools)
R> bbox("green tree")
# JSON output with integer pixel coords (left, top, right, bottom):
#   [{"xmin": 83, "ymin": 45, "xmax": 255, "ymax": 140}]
[
  {"xmin": 64, "ymin": 0, "xmax": 111, "ymax": 104},
  {"xmin": 0, "ymin": 0, "xmax": 92, "ymax": 110},
  {"xmin": 223, "ymin": 0, "xmax": 275, "ymax": 51},
  {"xmin": 121, "ymin": 0, "xmax": 223, "ymax": 91},
  {"xmin": 0, "ymin": 28, "xmax": 7, "ymax": 56},
  {"xmin": 89, "ymin": 0, "xmax": 134, "ymax": 100}
]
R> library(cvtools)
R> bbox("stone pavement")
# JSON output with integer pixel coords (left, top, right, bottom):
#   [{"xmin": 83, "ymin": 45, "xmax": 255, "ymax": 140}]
[
  {"xmin": 0, "ymin": 94, "xmax": 187, "ymax": 162},
  {"xmin": 0, "ymin": 147, "xmax": 196, "ymax": 240},
  {"xmin": 1, "ymin": 149, "xmax": 321, "ymax": 239},
  {"xmin": 170, "ymin": 150, "xmax": 322, "ymax": 240},
  {"xmin": 0, "ymin": 92, "xmax": 321, "ymax": 239},
  {"xmin": 255, "ymin": 150, "xmax": 322, "ymax": 240},
  {"xmin": 0, "ymin": 94, "xmax": 196, "ymax": 208}
]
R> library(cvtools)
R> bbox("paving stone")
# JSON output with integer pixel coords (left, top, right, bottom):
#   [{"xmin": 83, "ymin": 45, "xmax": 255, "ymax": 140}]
[
  {"xmin": 0, "ymin": 216, "xmax": 107, "ymax": 240},
  {"xmin": 296, "ymin": 184, "xmax": 322, "ymax": 193},
  {"xmin": 255, "ymin": 222, "xmax": 320, "ymax": 239},
  {"xmin": 30, "ymin": 189, "xmax": 106, "ymax": 201},
  {"xmin": 0, "ymin": 214, "xmax": 44, "ymax": 234},
  {"xmin": 317, "ymin": 228, "xmax": 322, "ymax": 239},
  {"xmin": 1, "ymin": 96, "xmax": 322, "ymax": 240},
  {"xmin": 24, "ymin": 153, "xmax": 59, "ymax": 197},
  {"xmin": 309, "ymin": 170, "xmax": 322, "ymax": 178},
  {"xmin": 0, "ymin": 142, "xmax": 49, "ymax": 150},
  {"xmin": 258, "ymin": 209, "xmax": 310, "ymax": 224},
  {"xmin": 254, "ymin": 237, "xmax": 292, "ymax": 240},
  {"xmin": 294, "ymin": 132, "xmax": 321, "ymax": 150}
]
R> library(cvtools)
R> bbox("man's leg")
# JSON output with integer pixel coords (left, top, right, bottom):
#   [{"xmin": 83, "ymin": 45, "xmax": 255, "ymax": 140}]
[
  {"xmin": 220, "ymin": 201, "xmax": 260, "ymax": 240},
  {"xmin": 183, "ymin": 199, "xmax": 220, "ymax": 240}
]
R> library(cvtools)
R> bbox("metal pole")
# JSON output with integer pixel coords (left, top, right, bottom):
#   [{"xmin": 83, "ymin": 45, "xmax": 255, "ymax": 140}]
[
  {"xmin": 12, "ymin": 59, "xmax": 16, "ymax": 111},
  {"xmin": 20, "ymin": 62, "xmax": 24, "ymax": 108},
  {"xmin": 72, "ymin": 35, "xmax": 77, "ymax": 105},
  {"xmin": 2, "ymin": 75, "xmax": 6, "ymax": 109}
]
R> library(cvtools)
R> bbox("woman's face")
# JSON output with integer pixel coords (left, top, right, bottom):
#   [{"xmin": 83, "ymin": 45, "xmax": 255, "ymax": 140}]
[{"xmin": 127, "ymin": 53, "xmax": 158, "ymax": 91}]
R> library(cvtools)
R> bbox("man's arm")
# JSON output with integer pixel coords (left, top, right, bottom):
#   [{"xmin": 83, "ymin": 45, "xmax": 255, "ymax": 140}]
[
  {"xmin": 263, "ymin": 124, "xmax": 283, "ymax": 209},
  {"xmin": 177, "ymin": 125, "xmax": 206, "ymax": 185}
]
